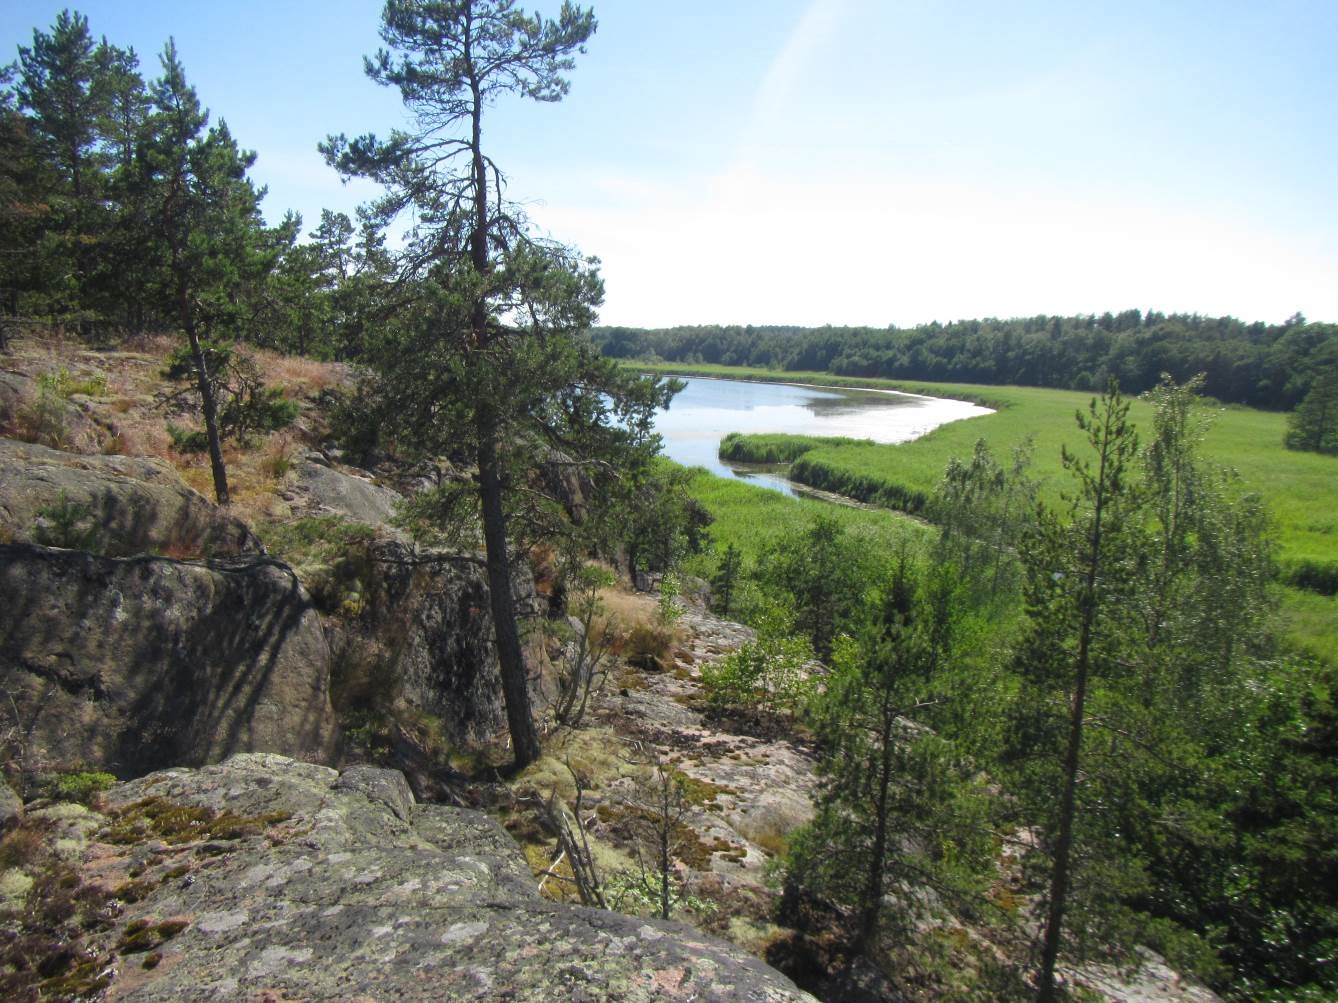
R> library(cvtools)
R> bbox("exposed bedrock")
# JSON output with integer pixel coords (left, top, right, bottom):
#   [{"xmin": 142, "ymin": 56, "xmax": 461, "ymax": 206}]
[{"xmin": 0, "ymin": 544, "xmax": 337, "ymax": 777}]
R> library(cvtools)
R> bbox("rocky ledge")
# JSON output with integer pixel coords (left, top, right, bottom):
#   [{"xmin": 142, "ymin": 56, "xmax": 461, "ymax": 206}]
[{"xmin": 3, "ymin": 754, "xmax": 814, "ymax": 1002}]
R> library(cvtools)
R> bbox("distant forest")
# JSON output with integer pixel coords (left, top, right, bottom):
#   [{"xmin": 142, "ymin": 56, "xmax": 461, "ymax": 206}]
[{"xmin": 595, "ymin": 312, "xmax": 1338, "ymax": 411}]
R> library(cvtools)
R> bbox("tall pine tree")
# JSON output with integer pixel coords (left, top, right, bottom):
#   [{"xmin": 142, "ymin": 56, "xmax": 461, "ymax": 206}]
[
  {"xmin": 142, "ymin": 40, "xmax": 270, "ymax": 504},
  {"xmin": 323, "ymin": 0, "xmax": 676, "ymax": 767}
]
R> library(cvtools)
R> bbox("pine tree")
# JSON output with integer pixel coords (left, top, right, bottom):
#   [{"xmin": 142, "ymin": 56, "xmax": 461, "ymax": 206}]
[
  {"xmin": 1010, "ymin": 381, "xmax": 1142, "ymax": 1002},
  {"xmin": 13, "ymin": 10, "xmax": 113, "ymax": 323},
  {"xmin": 1285, "ymin": 363, "xmax": 1338, "ymax": 454},
  {"xmin": 1009, "ymin": 376, "xmax": 1277, "ymax": 997},
  {"xmin": 755, "ymin": 515, "xmax": 873, "ymax": 661},
  {"xmin": 788, "ymin": 555, "xmax": 991, "ymax": 951},
  {"xmin": 0, "ymin": 64, "xmax": 54, "ymax": 321},
  {"xmin": 92, "ymin": 42, "xmax": 156, "ymax": 333},
  {"xmin": 142, "ymin": 40, "xmax": 270, "ymax": 504},
  {"xmin": 323, "ymin": 1, "xmax": 675, "ymax": 768}
]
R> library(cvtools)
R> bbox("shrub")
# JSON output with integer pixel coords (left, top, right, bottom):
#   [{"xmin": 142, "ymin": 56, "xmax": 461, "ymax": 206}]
[
  {"xmin": 623, "ymin": 622, "xmax": 676, "ymax": 672},
  {"xmin": 657, "ymin": 572, "xmax": 684, "ymax": 626},
  {"xmin": 700, "ymin": 628, "xmax": 813, "ymax": 719},
  {"xmin": 1284, "ymin": 558, "xmax": 1338, "ymax": 596},
  {"xmin": 49, "ymin": 771, "xmax": 117, "ymax": 805},
  {"xmin": 166, "ymin": 422, "xmax": 209, "ymax": 453},
  {"xmin": 36, "ymin": 367, "xmax": 108, "ymax": 399},
  {"xmin": 220, "ymin": 384, "xmax": 299, "ymax": 444},
  {"xmin": 257, "ymin": 516, "xmax": 379, "ymax": 615},
  {"xmin": 32, "ymin": 492, "xmax": 100, "ymax": 551},
  {"xmin": 17, "ymin": 383, "xmax": 69, "ymax": 448},
  {"xmin": 328, "ymin": 382, "xmax": 388, "ymax": 467}
]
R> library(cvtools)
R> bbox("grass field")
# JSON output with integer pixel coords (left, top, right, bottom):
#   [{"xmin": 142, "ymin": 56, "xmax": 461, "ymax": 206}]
[
  {"xmin": 638, "ymin": 362, "xmax": 1338, "ymax": 663},
  {"xmin": 676, "ymin": 463, "xmax": 932, "ymax": 580}
]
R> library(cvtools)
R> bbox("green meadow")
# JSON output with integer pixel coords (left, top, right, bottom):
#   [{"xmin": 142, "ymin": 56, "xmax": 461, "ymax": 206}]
[
  {"xmin": 641, "ymin": 362, "xmax": 1338, "ymax": 663},
  {"xmin": 678, "ymin": 463, "xmax": 931, "ymax": 573}
]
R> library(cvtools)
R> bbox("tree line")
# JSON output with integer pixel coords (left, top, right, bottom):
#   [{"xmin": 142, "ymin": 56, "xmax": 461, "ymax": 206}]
[
  {"xmin": 594, "ymin": 313, "xmax": 1338, "ymax": 413},
  {"xmin": 0, "ymin": 9, "xmax": 394, "ymax": 360}
]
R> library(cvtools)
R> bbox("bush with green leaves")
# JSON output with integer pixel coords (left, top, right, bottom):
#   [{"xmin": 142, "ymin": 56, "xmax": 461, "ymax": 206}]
[
  {"xmin": 700, "ymin": 608, "xmax": 814, "ymax": 719},
  {"xmin": 656, "ymin": 572, "xmax": 684, "ymax": 626},
  {"xmin": 49, "ymin": 771, "xmax": 117, "ymax": 804}
]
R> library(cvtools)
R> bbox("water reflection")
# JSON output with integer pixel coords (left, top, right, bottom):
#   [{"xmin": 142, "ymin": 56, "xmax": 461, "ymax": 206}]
[
  {"xmin": 802, "ymin": 388, "xmax": 916, "ymax": 418},
  {"xmin": 653, "ymin": 376, "xmax": 992, "ymax": 498}
]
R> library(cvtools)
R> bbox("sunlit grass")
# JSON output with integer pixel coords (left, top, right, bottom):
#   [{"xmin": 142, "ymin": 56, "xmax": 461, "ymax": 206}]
[
  {"xmin": 1278, "ymin": 589, "xmax": 1338, "ymax": 666},
  {"xmin": 639, "ymin": 362, "xmax": 1338, "ymax": 664},
  {"xmin": 677, "ymin": 462, "xmax": 931, "ymax": 575}
]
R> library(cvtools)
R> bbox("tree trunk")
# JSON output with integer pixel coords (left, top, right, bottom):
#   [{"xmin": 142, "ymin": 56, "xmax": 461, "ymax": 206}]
[
  {"xmin": 476, "ymin": 408, "xmax": 541, "ymax": 769},
  {"xmin": 1038, "ymin": 404, "xmax": 1117, "ymax": 1002},
  {"xmin": 179, "ymin": 283, "xmax": 229, "ymax": 506},
  {"xmin": 858, "ymin": 694, "xmax": 897, "ymax": 950},
  {"xmin": 659, "ymin": 774, "xmax": 672, "ymax": 920},
  {"xmin": 461, "ymin": 43, "xmax": 540, "ymax": 769},
  {"xmin": 1036, "ymin": 637, "xmax": 1091, "ymax": 1002}
]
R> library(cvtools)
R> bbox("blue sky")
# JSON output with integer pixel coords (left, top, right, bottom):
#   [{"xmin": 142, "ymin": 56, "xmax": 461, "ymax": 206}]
[{"xmin": 4, "ymin": 1, "xmax": 1336, "ymax": 327}]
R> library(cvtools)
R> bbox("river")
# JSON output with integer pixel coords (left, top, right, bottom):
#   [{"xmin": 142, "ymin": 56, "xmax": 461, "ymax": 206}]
[{"xmin": 653, "ymin": 376, "xmax": 993, "ymax": 497}]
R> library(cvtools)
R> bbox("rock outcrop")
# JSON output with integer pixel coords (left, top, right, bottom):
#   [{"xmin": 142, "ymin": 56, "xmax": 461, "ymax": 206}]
[
  {"xmin": 329, "ymin": 538, "xmax": 552, "ymax": 751},
  {"xmin": 0, "ymin": 370, "xmax": 106, "ymax": 454},
  {"xmin": 290, "ymin": 455, "xmax": 403, "ymax": 528},
  {"xmin": 0, "ymin": 438, "xmax": 261, "ymax": 558},
  {"xmin": 0, "ymin": 544, "xmax": 338, "ymax": 777},
  {"xmin": 3, "ymin": 754, "xmax": 815, "ymax": 1001}
]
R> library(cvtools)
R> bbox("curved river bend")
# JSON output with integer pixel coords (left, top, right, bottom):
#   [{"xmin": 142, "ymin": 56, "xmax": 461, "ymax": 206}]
[{"xmin": 652, "ymin": 376, "xmax": 993, "ymax": 498}]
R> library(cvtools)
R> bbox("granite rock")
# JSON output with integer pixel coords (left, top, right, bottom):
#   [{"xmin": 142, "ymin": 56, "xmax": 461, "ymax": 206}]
[
  {"xmin": 0, "ymin": 544, "xmax": 338, "ymax": 777},
  {"xmin": 59, "ymin": 755, "xmax": 816, "ymax": 1001}
]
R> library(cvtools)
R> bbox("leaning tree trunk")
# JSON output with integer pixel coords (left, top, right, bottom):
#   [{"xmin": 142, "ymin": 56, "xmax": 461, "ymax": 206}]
[
  {"xmin": 178, "ymin": 283, "xmax": 229, "ymax": 506},
  {"xmin": 476, "ymin": 406, "xmax": 541, "ymax": 769},
  {"xmin": 462, "ymin": 53, "xmax": 540, "ymax": 769}
]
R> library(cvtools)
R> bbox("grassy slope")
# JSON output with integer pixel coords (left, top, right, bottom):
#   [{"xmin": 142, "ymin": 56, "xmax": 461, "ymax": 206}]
[{"xmin": 639, "ymin": 362, "xmax": 1338, "ymax": 663}]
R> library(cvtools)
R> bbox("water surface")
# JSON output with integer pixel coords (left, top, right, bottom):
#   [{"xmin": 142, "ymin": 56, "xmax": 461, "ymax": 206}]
[{"xmin": 654, "ymin": 377, "xmax": 992, "ymax": 497}]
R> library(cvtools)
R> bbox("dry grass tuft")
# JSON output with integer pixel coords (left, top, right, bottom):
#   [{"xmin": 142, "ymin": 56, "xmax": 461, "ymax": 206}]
[
  {"xmin": 119, "ymin": 332, "xmax": 177, "ymax": 358},
  {"xmin": 253, "ymin": 349, "xmax": 345, "ymax": 394},
  {"xmin": 598, "ymin": 586, "xmax": 657, "ymax": 627},
  {"xmin": 259, "ymin": 433, "xmax": 297, "ymax": 481}
]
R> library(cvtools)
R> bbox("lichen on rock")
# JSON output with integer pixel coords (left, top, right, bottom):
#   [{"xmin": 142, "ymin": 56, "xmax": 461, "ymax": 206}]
[{"xmin": 0, "ymin": 754, "xmax": 815, "ymax": 1001}]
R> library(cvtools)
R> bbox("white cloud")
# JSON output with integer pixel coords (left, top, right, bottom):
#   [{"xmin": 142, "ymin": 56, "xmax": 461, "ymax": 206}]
[{"xmin": 531, "ymin": 167, "xmax": 1338, "ymax": 327}]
